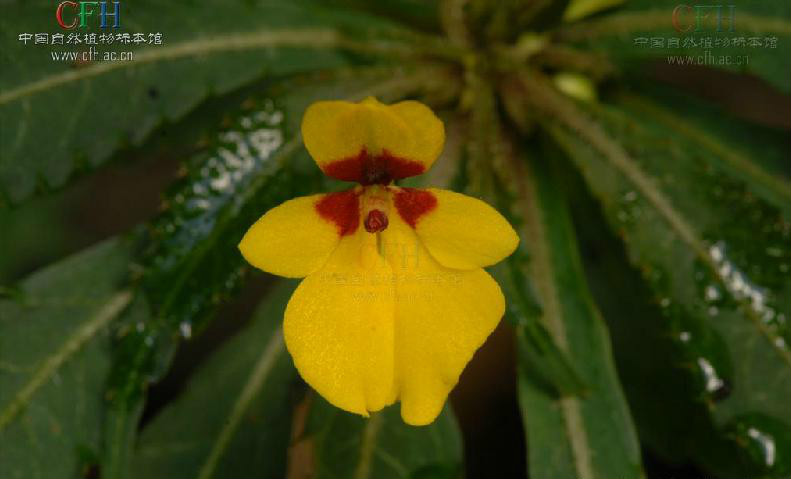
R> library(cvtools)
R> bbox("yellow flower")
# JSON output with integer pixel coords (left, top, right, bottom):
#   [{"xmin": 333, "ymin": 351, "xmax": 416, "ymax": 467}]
[{"xmin": 238, "ymin": 97, "xmax": 519, "ymax": 425}]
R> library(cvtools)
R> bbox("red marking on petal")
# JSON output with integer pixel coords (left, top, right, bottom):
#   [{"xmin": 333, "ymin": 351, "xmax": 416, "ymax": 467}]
[
  {"xmin": 364, "ymin": 209, "xmax": 389, "ymax": 233},
  {"xmin": 322, "ymin": 148, "xmax": 425, "ymax": 185},
  {"xmin": 315, "ymin": 190, "xmax": 360, "ymax": 236},
  {"xmin": 393, "ymin": 188, "xmax": 437, "ymax": 228}
]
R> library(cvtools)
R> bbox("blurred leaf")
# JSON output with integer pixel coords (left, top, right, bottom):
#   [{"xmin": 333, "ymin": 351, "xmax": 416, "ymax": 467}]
[
  {"xmin": 513, "ymin": 141, "xmax": 643, "ymax": 479},
  {"xmin": 325, "ymin": 0, "xmax": 441, "ymax": 33},
  {"xmin": 0, "ymin": 239, "xmax": 135, "ymax": 479},
  {"xmin": 103, "ymin": 66, "xmax": 444, "ymax": 476},
  {"xmin": 303, "ymin": 398, "xmax": 463, "ymax": 479},
  {"xmin": 556, "ymin": 0, "xmax": 791, "ymax": 94},
  {"xmin": 129, "ymin": 280, "xmax": 297, "ymax": 479},
  {"xmin": 520, "ymin": 73, "xmax": 791, "ymax": 477},
  {"xmin": 0, "ymin": 0, "xmax": 436, "ymax": 205},
  {"xmin": 563, "ymin": 0, "xmax": 626, "ymax": 23},
  {"xmin": 467, "ymin": 0, "xmax": 570, "ymax": 43}
]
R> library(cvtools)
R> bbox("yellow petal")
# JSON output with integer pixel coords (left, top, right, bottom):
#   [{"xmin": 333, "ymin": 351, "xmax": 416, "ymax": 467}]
[
  {"xmin": 239, "ymin": 191, "xmax": 360, "ymax": 278},
  {"xmin": 393, "ymin": 188, "xmax": 519, "ymax": 270},
  {"xmin": 284, "ymin": 229, "xmax": 397, "ymax": 415},
  {"xmin": 301, "ymin": 97, "xmax": 444, "ymax": 184},
  {"xmin": 381, "ymin": 211, "xmax": 505, "ymax": 425}
]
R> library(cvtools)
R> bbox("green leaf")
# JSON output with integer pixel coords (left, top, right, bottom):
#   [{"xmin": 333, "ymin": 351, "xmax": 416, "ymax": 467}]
[
  {"xmin": 565, "ymin": 157, "xmax": 790, "ymax": 478},
  {"xmin": 129, "ymin": 280, "xmax": 297, "ymax": 479},
  {"xmin": 513, "ymin": 315, "xmax": 588, "ymax": 396},
  {"xmin": 610, "ymin": 85, "xmax": 791, "ymax": 219},
  {"xmin": 521, "ymin": 74, "xmax": 791, "ymax": 477},
  {"xmin": 0, "ymin": 239, "xmax": 134, "ymax": 479},
  {"xmin": 103, "ymin": 66, "xmax": 444, "ymax": 475},
  {"xmin": 326, "ymin": 0, "xmax": 442, "ymax": 33},
  {"xmin": 493, "ymin": 197, "xmax": 588, "ymax": 398},
  {"xmin": 513, "ymin": 140, "xmax": 643, "ymax": 479},
  {"xmin": 464, "ymin": 76, "xmax": 586, "ymax": 398},
  {"xmin": 0, "ymin": 0, "xmax": 433, "ymax": 205},
  {"xmin": 556, "ymin": 0, "xmax": 791, "ymax": 94},
  {"xmin": 304, "ymin": 398, "xmax": 463, "ymax": 479}
]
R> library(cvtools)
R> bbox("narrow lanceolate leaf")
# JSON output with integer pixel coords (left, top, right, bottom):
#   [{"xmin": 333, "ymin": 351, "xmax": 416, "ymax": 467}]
[
  {"xmin": 465, "ymin": 78, "xmax": 586, "ymax": 397},
  {"xmin": 301, "ymin": 398, "xmax": 463, "ymax": 479},
  {"xmin": 512, "ymin": 142, "xmax": 643, "ymax": 479},
  {"xmin": 129, "ymin": 281, "xmax": 297, "ymax": 479},
  {"xmin": 0, "ymin": 0, "xmax": 441, "ymax": 205},
  {"xmin": 555, "ymin": 1, "xmax": 791, "ymax": 94},
  {"xmin": 104, "ymin": 66, "xmax": 449, "ymax": 476},
  {"xmin": 0, "ymin": 239, "xmax": 134, "ymax": 479},
  {"xmin": 518, "ymin": 74, "xmax": 791, "ymax": 477}
]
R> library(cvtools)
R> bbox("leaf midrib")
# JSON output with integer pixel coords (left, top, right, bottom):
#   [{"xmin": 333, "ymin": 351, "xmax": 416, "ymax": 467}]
[
  {"xmin": 0, "ymin": 290, "xmax": 132, "ymax": 430},
  {"xmin": 0, "ymin": 30, "xmax": 332, "ymax": 105},
  {"xmin": 0, "ymin": 29, "xmax": 445, "ymax": 106},
  {"xmin": 514, "ymin": 146, "xmax": 595, "ymax": 479},
  {"xmin": 196, "ymin": 328, "xmax": 286, "ymax": 479}
]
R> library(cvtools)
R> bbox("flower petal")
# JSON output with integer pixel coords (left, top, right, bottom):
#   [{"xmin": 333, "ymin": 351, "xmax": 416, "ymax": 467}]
[
  {"xmin": 284, "ymin": 230, "xmax": 397, "ymax": 415},
  {"xmin": 301, "ymin": 97, "xmax": 444, "ymax": 184},
  {"xmin": 381, "ymin": 213, "xmax": 505, "ymax": 425},
  {"xmin": 394, "ymin": 188, "xmax": 519, "ymax": 270},
  {"xmin": 239, "ymin": 192, "xmax": 358, "ymax": 278}
]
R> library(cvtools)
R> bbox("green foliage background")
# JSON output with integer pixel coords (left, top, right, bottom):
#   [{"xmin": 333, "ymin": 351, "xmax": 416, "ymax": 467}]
[{"xmin": 1, "ymin": 0, "xmax": 789, "ymax": 478}]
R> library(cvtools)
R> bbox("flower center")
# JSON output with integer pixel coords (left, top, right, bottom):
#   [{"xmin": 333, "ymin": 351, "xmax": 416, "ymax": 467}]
[
  {"xmin": 364, "ymin": 209, "xmax": 388, "ymax": 233},
  {"xmin": 323, "ymin": 148, "xmax": 425, "ymax": 185}
]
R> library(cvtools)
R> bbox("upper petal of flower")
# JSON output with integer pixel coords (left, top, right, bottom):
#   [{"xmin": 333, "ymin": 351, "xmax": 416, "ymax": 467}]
[
  {"xmin": 239, "ymin": 191, "xmax": 361, "ymax": 278},
  {"xmin": 283, "ymin": 228, "xmax": 397, "ymax": 415},
  {"xmin": 381, "ymin": 208, "xmax": 505, "ymax": 425},
  {"xmin": 393, "ymin": 187, "xmax": 519, "ymax": 270},
  {"xmin": 301, "ymin": 97, "xmax": 445, "ymax": 184}
]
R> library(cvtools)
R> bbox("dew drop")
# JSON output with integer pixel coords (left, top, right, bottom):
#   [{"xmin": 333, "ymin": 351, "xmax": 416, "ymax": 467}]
[
  {"xmin": 696, "ymin": 357, "xmax": 725, "ymax": 394},
  {"xmin": 723, "ymin": 413, "xmax": 791, "ymax": 477},
  {"xmin": 704, "ymin": 285, "xmax": 721, "ymax": 302},
  {"xmin": 179, "ymin": 321, "xmax": 192, "ymax": 339}
]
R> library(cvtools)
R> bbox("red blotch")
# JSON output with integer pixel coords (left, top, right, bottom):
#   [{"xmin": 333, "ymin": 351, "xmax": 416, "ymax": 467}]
[
  {"xmin": 323, "ymin": 148, "xmax": 425, "ymax": 185},
  {"xmin": 315, "ymin": 190, "xmax": 360, "ymax": 236},
  {"xmin": 364, "ymin": 209, "xmax": 388, "ymax": 233},
  {"xmin": 393, "ymin": 188, "xmax": 437, "ymax": 228}
]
